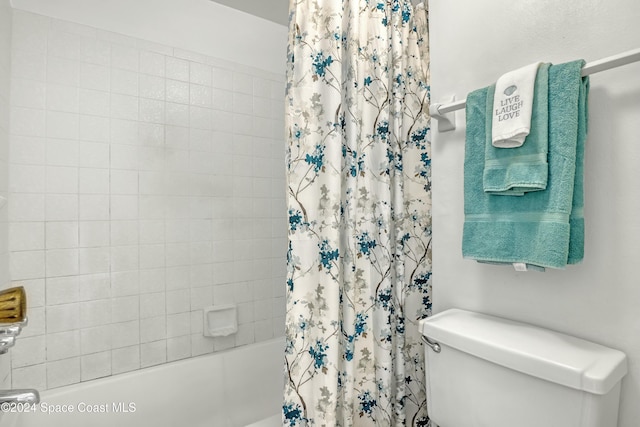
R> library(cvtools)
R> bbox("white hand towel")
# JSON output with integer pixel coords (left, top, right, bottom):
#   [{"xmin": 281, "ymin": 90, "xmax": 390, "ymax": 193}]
[{"xmin": 492, "ymin": 62, "xmax": 542, "ymax": 148}]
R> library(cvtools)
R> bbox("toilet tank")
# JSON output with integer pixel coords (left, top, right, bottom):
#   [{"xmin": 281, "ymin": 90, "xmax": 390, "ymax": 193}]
[{"xmin": 419, "ymin": 309, "xmax": 627, "ymax": 427}]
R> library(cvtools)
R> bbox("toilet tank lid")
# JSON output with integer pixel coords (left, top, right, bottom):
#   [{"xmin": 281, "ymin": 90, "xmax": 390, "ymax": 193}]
[{"xmin": 419, "ymin": 309, "xmax": 628, "ymax": 395}]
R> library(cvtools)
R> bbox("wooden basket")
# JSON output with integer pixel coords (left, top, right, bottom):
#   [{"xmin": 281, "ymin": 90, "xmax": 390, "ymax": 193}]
[{"xmin": 0, "ymin": 286, "xmax": 27, "ymax": 324}]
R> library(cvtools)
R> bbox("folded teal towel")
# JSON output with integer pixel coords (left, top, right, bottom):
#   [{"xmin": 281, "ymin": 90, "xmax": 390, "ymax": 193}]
[
  {"xmin": 568, "ymin": 69, "xmax": 589, "ymax": 264},
  {"xmin": 483, "ymin": 63, "xmax": 551, "ymax": 196},
  {"xmin": 462, "ymin": 60, "xmax": 588, "ymax": 269}
]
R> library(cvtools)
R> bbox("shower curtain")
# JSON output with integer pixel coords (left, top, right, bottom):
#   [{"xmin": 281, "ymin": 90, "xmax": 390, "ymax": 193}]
[{"xmin": 284, "ymin": 1, "xmax": 432, "ymax": 426}]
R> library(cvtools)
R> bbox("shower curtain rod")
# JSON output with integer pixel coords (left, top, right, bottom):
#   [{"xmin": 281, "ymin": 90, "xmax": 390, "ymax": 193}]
[{"xmin": 429, "ymin": 47, "xmax": 640, "ymax": 132}]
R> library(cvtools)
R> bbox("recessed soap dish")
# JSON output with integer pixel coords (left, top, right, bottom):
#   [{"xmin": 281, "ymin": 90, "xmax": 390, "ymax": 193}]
[{"xmin": 203, "ymin": 304, "xmax": 237, "ymax": 337}]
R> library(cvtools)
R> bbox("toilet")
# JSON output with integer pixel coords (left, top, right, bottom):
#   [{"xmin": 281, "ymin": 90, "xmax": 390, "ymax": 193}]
[{"xmin": 419, "ymin": 309, "xmax": 627, "ymax": 427}]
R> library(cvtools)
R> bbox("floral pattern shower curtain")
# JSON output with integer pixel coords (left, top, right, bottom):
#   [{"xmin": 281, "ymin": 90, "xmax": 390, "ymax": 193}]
[{"xmin": 284, "ymin": 1, "xmax": 432, "ymax": 426}]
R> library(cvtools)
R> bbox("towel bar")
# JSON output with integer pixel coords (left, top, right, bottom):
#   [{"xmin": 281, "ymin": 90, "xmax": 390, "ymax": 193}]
[{"xmin": 430, "ymin": 48, "xmax": 640, "ymax": 132}]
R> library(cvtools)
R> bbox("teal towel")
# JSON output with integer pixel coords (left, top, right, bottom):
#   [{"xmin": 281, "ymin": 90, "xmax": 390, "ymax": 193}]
[
  {"xmin": 483, "ymin": 63, "xmax": 551, "ymax": 196},
  {"xmin": 462, "ymin": 60, "xmax": 588, "ymax": 269},
  {"xmin": 568, "ymin": 72, "xmax": 589, "ymax": 264}
]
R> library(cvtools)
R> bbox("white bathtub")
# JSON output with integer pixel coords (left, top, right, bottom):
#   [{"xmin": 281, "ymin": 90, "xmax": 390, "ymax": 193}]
[{"xmin": 1, "ymin": 338, "xmax": 284, "ymax": 427}]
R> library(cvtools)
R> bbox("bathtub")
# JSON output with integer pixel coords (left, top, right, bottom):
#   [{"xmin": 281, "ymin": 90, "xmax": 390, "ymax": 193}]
[{"xmin": 1, "ymin": 338, "xmax": 284, "ymax": 427}]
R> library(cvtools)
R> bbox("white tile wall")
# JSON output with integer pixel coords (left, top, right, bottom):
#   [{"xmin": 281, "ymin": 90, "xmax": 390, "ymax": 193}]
[
  {"xmin": 0, "ymin": 0, "xmax": 13, "ymax": 391},
  {"xmin": 7, "ymin": 10, "xmax": 286, "ymax": 390}
]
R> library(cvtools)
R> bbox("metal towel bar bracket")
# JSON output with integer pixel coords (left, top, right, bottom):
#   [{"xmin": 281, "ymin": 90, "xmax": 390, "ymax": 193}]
[{"xmin": 429, "ymin": 95, "xmax": 457, "ymax": 132}]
